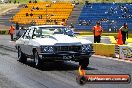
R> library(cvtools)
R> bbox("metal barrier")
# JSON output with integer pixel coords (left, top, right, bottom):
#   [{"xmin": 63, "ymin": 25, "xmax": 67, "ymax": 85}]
[
  {"xmin": 0, "ymin": 30, "xmax": 9, "ymax": 35},
  {"xmin": 115, "ymin": 45, "xmax": 119, "ymax": 58},
  {"xmin": 93, "ymin": 43, "xmax": 115, "ymax": 57},
  {"xmin": 118, "ymin": 45, "xmax": 132, "ymax": 60},
  {"xmin": 93, "ymin": 43, "xmax": 132, "ymax": 61}
]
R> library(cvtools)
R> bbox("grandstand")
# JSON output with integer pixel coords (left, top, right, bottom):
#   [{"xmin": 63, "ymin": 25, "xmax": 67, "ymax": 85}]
[
  {"xmin": 76, "ymin": 3, "xmax": 132, "ymax": 31},
  {"xmin": 1, "ymin": 0, "xmax": 132, "ymax": 33},
  {"xmin": 11, "ymin": 1, "xmax": 74, "ymax": 25}
]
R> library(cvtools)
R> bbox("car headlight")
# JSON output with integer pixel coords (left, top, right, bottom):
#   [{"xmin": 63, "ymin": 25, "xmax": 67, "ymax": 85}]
[
  {"xmin": 48, "ymin": 46, "xmax": 54, "ymax": 52},
  {"xmin": 41, "ymin": 46, "xmax": 54, "ymax": 53},
  {"xmin": 82, "ymin": 44, "xmax": 93, "ymax": 52},
  {"xmin": 43, "ymin": 46, "xmax": 48, "ymax": 52}
]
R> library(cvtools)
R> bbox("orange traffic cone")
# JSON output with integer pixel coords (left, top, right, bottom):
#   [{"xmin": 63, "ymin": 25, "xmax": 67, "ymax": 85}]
[{"xmin": 117, "ymin": 30, "xmax": 123, "ymax": 45}]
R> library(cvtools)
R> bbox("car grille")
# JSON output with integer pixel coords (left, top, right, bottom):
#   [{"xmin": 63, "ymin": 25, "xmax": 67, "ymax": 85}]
[{"xmin": 55, "ymin": 46, "xmax": 81, "ymax": 52}]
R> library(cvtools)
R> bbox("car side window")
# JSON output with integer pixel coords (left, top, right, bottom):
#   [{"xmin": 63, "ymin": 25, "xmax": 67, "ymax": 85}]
[
  {"xmin": 28, "ymin": 28, "xmax": 34, "ymax": 38},
  {"xmin": 33, "ymin": 28, "xmax": 42, "ymax": 37},
  {"xmin": 21, "ymin": 31, "xmax": 27, "ymax": 38},
  {"xmin": 23, "ymin": 29, "xmax": 31, "ymax": 39},
  {"xmin": 22, "ymin": 30, "xmax": 28, "ymax": 38}
]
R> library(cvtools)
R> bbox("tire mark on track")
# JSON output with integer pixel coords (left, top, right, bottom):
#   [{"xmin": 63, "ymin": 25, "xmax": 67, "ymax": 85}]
[{"xmin": 0, "ymin": 49, "xmax": 80, "ymax": 88}]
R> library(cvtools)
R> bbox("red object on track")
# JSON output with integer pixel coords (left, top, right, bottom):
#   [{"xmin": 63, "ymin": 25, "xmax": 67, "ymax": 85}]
[{"xmin": 117, "ymin": 30, "xmax": 123, "ymax": 45}]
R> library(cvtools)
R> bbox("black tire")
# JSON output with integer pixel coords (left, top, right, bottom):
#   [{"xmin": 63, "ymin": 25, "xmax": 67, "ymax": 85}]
[
  {"xmin": 79, "ymin": 58, "xmax": 89, "ymax": 69},
  {"xmin": 33, "ymin": 51, "xmax": 43, "ymax": 68},
  {"xmin": 18, "ymin": 47, "xmax": 27, "ymax": 63},
  {"xmin": 76, "ymin": 75, "xmax": 87, "ymax": 85}
]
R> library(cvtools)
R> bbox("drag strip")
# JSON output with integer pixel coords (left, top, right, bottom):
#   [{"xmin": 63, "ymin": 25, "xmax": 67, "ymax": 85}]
[
  {"xmin": 0, "ymin": 48, "xmax": 79, "ymax": 88},
  {"xmin": 0, "ymin": 45, "xmax": 16, "ymax": 52},
  {"xmin": 0, "ymin": 46, "xmax": 131, "ymax": 88}
]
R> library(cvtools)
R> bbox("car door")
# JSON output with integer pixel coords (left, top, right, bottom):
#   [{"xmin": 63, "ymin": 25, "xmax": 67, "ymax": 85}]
[
  {"xmin": 26, "ymin": 27, "xmax": 35, "ymax": 55},
  {"xmin": 17, "ymin": 30, "xmax": 28, "ymax": 53},
  {"xmin": 22, "ymin": 29, "xmax": 31, "ymax": 55}
]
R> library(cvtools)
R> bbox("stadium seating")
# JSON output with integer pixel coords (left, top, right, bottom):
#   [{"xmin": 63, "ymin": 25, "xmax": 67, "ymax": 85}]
[
  {"xmin": 76, "ymin": 3, "xmax": 132, "ymax": 31},
  {"xmin": 11, "ymin": 2, "xmax": 74, "ymax": 25}
]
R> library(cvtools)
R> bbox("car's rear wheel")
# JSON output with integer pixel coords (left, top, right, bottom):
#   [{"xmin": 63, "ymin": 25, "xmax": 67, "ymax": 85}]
[
  {"xmin": 33, "ymin": 51, "xmax": 43, "ymax": 68},
  {"xmin": 18, "ymin": 47, "xmax": 27, "ymax": 63},
  {"xmin": 79, "ymin": 58, "xmax": 89, "ymax": 69}
]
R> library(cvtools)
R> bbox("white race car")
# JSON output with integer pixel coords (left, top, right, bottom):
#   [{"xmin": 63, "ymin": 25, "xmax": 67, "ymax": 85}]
[{"xmin": 15, "ymin": 25, "xmax": 94, "ymax": 68}]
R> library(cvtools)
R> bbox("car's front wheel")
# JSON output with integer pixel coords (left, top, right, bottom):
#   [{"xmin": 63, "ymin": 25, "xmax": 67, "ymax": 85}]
[
  {"xmin": 79, "ymin": 58, "xmax": 89, "ymax": 69},
  {"xmin": 18, "ymin": 47, "xmax": 27, "ymax": 63},
  {"xmin": 33, "ymin": 51, "xmax": 43, "ymax": 68}
]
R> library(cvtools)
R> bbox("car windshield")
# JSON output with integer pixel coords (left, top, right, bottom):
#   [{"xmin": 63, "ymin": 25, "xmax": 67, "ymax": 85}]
[{"xmin": 34, "ymin": 27, "xmax": 74, "ymax": 37}]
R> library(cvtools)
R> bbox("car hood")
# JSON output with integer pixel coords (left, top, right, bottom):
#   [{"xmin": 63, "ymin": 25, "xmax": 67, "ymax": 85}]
[{"xmin": 33, "ymin": 34, "xmax": 92, "ymax": 46}]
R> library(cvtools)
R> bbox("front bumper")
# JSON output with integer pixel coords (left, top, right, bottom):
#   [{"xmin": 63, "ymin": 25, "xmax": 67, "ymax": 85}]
[{"xmin": 38, "ymin": 51, "xmax": 95, "ymax": 61}]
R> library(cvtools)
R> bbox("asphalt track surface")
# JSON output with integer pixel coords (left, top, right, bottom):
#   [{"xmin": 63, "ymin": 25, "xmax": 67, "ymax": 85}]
[{"xmin": 0, "ymin": 45, "xmax": 132, "ymax": 88}]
